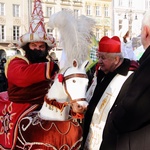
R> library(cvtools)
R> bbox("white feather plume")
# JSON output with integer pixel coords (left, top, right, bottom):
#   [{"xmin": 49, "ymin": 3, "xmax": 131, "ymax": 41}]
[{"xmin": 49, "ymin": 10, "xmax": 95, "ymax": 68}]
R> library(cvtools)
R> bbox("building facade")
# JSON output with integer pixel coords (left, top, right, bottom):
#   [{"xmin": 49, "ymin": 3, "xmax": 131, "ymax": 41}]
[
  {"xmin": 113, "ymin": 0, "xmax": 150, "ymax": 49},
  {"xmin": 1, "ymin": 0, "xmax": 150, "ymax": 59},
  {"xmin": 0, "ymin": 0, "xmax": 112, "ymax": 59},
  {"xmin": 113, "ymin": 0, "xmax": 150, "ymax": 40},
  {"xmin": 0, "ymin": 0, "xmax": 31, "ymax": 58}
]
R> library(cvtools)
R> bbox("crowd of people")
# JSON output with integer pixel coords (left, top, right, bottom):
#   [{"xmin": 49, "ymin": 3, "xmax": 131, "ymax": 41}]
[{"xmin": 1, "ymin": 0, "xmax": 150, "ymax": 149}]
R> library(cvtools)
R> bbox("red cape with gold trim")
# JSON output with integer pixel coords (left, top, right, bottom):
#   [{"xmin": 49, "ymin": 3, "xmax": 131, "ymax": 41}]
[{"xmin": 0, "ymin": 91, "xmax": 38, "ymax": 150}]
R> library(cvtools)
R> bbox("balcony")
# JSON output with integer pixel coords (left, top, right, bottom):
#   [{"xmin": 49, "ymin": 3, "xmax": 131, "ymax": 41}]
[
  {"xmin": 43, "ymin": 0, "xmax": 56, "ymax": 4},
  {"xmin": 0, "ymin": 35, "xmax": 18, "ymax": 47},
  {"xmin": 73, "ymin": 0, "xmax": 82, "ymax": 7},
  {"xmin": 60, "ymin": 0, "xmax": 71, "ymax": 6}
]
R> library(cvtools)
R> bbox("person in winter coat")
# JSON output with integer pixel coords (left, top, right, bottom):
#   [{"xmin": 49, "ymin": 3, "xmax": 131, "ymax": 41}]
[
  {"xmin": 100, "ymin": 10, "xmax": 150, "ymax": 150},
  {"xmin": 81, "ymin": 36, "xmax": 139, "ymax": 150}
]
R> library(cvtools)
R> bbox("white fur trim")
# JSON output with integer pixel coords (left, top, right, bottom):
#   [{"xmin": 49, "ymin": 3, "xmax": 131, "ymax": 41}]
[{"xmin": 17, "ymin": 32, "xmax": 55, "ymax": 47}]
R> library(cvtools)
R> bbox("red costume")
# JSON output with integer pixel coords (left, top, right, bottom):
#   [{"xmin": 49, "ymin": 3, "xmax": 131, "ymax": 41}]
[
  {"xmin": 0, "ymin": 0, "xmax": 94, "ymax": 149},
  {"xmin": 0, "ymin": 0, "xmax": 58, "ymax": 148},
  {"xmin": 0, "ymin": 54, "xmax": 57, "ymax": 149},
  {"xmin": 0, "ymin": 0, "xmax": 84, "ymax": 149},
  {"xmin": 6, "ymin": 55, "xmax": 53, "ymax": 104}
]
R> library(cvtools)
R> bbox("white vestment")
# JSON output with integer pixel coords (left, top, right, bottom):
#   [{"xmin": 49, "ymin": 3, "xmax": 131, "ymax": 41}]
[{"xmin": 84, "ymin": 71, "xmax": 133, "ymax": 150}]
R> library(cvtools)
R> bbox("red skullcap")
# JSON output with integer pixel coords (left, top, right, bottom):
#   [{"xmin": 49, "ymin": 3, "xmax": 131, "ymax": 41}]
[{"xmin": 98, "ymin": 36, "xmax": 121, "ymax": 53}]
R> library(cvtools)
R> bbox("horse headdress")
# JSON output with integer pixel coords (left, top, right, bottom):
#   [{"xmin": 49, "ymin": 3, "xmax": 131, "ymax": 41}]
[{"xmin": 39, "ymin": 10, "xmax": 95, "ymax": 122}]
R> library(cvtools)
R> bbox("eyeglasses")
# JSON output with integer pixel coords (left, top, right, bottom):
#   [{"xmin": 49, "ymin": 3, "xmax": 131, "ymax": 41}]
[{"xmin": 97, "ymin": 53, "xmax": 115, "ymax": 60}]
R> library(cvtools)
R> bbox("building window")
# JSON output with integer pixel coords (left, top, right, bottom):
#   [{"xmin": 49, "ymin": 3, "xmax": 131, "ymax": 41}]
[
  {"xmin": 118, "ymin": 0, "xmax": 123, "ymax": 6},
  {"xmin": 74, "ymin": 9, "xmax": 79, "ymax": 18},
  {"xmin": 104, "ymin": 7, "xmax": 109, "ymax": 17},
  {"xmin": 62, "ymin": 8, "xmax": 68, "ymax": 11},
  {"xmin": 0, "ymin": 3, "xmax": 4, "ymax": 16},
  {"xmin": 47, "ymin": 7, "xmax": 53, "ymax": 17},
  {"xmin": 13, "ymin": 4, "xmax": 20, "ymax": 17},
  {"xmin": 86, "ymin": 5, "xmax": 91, "ymax": 16},
  {"xmin": 0, "ymin": 25, "xmax": 5, "ymax": 40},
  {"xmin": 119, "ymin": 19, "xmax": 123, "ymax": 30},
  {"xmin": 147, "ymin": 0, "xmax": 150, "ymax": 9},
  {"xmin": 129, "ymin": 0, "xmax": 132, "ymax": 7},
  {"xmin": 96, "ymin": 28, "xmax": 100, "ymax": 40},
  {"xmin": 96, "ymin": 6, "xmax": 100, "ymax": 16},
  {"xmin": 47, "ymin": 28, "xmax": 53, "ymax": 34},
  {"xmin": 13, "ymin": 26, "xmax": 20, "ymax": 40},
  {"xmin": 104, "ymin": 29, "xmax": 109, "ymax": 36}
]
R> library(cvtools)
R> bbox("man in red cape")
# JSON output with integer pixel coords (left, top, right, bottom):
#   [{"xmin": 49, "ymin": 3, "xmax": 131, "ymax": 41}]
[{"xmin": 0, "ymin": 0, "xmax": 59, "ymax": 149}]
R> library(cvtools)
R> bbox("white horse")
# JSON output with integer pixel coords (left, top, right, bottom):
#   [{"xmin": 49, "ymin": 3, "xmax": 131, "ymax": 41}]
[
  {"xmin": 39, "ymin": 59, "xmax": 89, "ymax": 122},
  {"xmin": 0, "ymin": 10, "xmax": 94, "ymax": 150},
  {"xmin": 0, "ymin": 59, "xmax": 89, "ymax": 150},
  {"xmin": 14, "ymin": 59, "xmax": 89, "ymax": 150}
]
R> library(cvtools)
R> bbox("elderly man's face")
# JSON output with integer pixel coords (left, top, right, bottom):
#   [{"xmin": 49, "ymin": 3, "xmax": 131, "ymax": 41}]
[{"xmin": 97, "ymin": 52, "xmax": 119, "ymax": 74}]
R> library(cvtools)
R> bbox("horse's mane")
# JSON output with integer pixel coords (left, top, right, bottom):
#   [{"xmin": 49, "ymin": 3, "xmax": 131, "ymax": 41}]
[{"xmin": 49, "ymin": 10, "xmax": 95, "ymax": 68}]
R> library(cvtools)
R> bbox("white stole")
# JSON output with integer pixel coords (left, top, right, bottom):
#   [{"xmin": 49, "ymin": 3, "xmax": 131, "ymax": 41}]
[{"xmin": 84, "ymin": 71, "xmax": 133, "ymax": 150}]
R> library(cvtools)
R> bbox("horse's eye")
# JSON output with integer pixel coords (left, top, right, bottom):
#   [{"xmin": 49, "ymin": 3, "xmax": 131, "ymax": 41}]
[{"xmin": 73, "ymin": 80, "xmax": 76, "ymax": 83}]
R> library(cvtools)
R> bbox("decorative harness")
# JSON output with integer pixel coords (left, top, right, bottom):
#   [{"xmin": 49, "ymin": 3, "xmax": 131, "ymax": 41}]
[
  {"xmin": 44, "ymin": 67, "xmax": 88, "ymax": 121},
  {"xmin": 63, "ymin": 73, "xmax": 88, "ymax": 105}
]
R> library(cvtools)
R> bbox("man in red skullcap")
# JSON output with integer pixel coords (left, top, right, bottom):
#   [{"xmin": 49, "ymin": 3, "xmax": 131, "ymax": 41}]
[
  {"xmin": 81, "ymin": 36, "xmax": 139, "ymax": 150},
  {"xmin": 100, "ymin": 10, "xmax": 150, "ymax": 150}
]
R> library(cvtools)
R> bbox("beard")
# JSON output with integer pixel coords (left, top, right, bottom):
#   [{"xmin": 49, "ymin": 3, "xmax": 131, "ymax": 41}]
[
  {"xmin": 23, "ymin": 43, "xmax": 49, "ymax": 63},
  {"xmin": 25, "ymin": 49, "xmax": 48, "ymax": 63}
]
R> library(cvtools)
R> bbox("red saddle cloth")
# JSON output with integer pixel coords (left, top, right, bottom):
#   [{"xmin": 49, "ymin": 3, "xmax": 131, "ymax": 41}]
[
  {"xmin": 0, "ymin": 91, "xmax": 37, "ymax": 150},
  {"xmin": 0, "ymin": 92, "xmax": 83, "ymax": 150},
  {"xmin": 15, "ymin": 111, "xmax": 83, "ymax": 150}
]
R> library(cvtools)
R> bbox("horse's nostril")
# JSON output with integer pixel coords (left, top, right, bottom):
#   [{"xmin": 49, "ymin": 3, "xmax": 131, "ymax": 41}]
[
  {"xmin": 78, "ymin": 105, "xmax": 81, "ymax": 108},
  {"xmin": 77, "ymin": 105, "xmax": 84, "ymax": 110}
]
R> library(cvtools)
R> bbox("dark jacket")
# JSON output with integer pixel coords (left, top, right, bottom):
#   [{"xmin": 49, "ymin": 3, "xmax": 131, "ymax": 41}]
[
  {"xmin": 0, "ymin": 62, "xmax": 7, "ymax": 92},
  {"xmin": 100, "ymin": 46, "xmax": 150, "ymax": 150}
]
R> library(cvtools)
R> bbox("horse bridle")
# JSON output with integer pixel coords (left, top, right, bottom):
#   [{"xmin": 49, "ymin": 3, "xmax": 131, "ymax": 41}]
[
  {"xmin": 44, "ymin": 68, "xmax": 88, "ymax": 122},
  {"xmin": 62, "ymin": 70, "xmax": 88, "ymax": 106}
]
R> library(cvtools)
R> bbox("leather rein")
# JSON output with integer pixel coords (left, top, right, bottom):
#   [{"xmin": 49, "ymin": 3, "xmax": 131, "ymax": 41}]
[{"xmin": 63, "ymin": 73, "xmax": 88, "ymax": 106}]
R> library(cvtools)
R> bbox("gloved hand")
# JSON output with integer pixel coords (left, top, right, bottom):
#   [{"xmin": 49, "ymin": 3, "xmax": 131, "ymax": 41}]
[
  {"xmin": 51, "ymin": 61, "xmax": 59, "ymax": 78},
  {"xmin": 46, "ymin": 61, "xmax": 59, "ymax": 80}
]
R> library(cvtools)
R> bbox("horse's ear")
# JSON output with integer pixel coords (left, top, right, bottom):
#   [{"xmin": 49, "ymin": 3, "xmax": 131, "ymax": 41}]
[
  {"xmin": 81, "ymin": 60, "xmax": 89, "ymax": 69},
  {"xmin": 73, "ymin": 59, "xmax": 78, "ymax": 67}
]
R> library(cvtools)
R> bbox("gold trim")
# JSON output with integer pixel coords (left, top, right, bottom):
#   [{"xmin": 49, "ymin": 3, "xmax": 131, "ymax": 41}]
[
  {"xmin": 5, "ymin": 55, "xmax": 29, "ymax": 78},
  {"xmin": 30, "ymin": 33, "xmax": 33, "ymax": 40},
  {"xmin": 46, "ymin": 62, "xmax": 50, "ymax": 79}
]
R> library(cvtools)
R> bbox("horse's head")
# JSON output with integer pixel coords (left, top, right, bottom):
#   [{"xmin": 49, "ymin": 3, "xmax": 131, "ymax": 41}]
[
  {"xmin": 40, "ymin": 59, "xmax": 89, "ymax": 121},
  {"xmin": 59, "ymin": 59, "xmax": 89, "ymax": 120}
]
